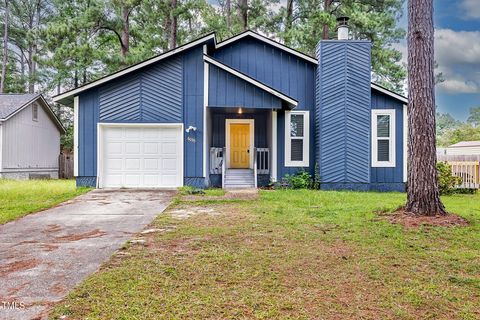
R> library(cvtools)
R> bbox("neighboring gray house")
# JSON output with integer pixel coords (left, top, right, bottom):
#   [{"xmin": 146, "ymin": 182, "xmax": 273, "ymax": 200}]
[
  {"xmin": 0, "ymin": 94, "xmax": 65, "ymax": 179},
  {"xmin": 446, "ymin": 141, "xmax": 480, "ymax": 156}
]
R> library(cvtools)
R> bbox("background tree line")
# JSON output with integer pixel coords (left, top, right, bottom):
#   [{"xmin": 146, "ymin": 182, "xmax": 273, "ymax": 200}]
[
  {"xmin": 437, "ymin": 107, "xmax": 480, "ymax": 147},
  {"xmin": 0, "ymin": 0, "xmax": 405, "ymax": 96}
]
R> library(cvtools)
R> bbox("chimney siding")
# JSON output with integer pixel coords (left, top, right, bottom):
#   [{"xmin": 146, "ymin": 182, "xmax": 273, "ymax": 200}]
[{"xmin": 315, "ymin": 40, "xmax": 372, "ymax": 189}]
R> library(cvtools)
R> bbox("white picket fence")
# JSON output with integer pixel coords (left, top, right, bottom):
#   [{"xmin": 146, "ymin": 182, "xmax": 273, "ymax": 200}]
[{"xmin": 438, "ymin": 155, "xmax": 480, "ymax": 189}]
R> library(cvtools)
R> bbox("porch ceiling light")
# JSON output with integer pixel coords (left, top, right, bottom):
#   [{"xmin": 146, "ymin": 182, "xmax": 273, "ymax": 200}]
[{"xmin": 238, "ymin": 107, "xmax": 243, "ymax": 114}]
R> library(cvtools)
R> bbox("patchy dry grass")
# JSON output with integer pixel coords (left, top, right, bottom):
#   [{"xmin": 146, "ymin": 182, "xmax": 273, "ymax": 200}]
[
  {"xmin": 0, "ymin": 179, "xmax": 90, "ymax": 224},
  {"xmin": 50, "ymin": 190, "xmax": 480, "ymax": 319}
]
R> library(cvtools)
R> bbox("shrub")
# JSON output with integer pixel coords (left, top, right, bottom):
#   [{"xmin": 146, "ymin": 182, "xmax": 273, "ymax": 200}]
[
  {"xmin": 437, "ymin": 162, "xmax": 462, "ymax": 195},
  {"xmin": 279, "ymin": 170, "xmax": 313, "ymax": 189}
]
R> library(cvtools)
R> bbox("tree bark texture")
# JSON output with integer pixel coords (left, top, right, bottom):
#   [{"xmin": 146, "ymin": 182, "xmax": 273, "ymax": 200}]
[
  {"xmin": 225, "ymin": 0, "xmax": 231, "ymax": 29},
  {"xmin": 169, "ymin": 0, "xmax": 178, "ymax": 49},
  {"xmin": 322, "ymin": 0, "xmax": 333, "ymax": 40},
  {"xmin": 284, "ymin": 0, "xmax": 293, "ymax": 45},
  {"xmin": 0, "ymin": 0, "xmax": 8, "ymax": 93},
  {"xmin": 238, "ymin": 0, "xmax": 248, "ymax": 31},
  {"xmin": 121, "ymin": 6, "xmax": 130, "ymax": 58},
  {"xmin": 405, "ymin": 0, "xmax": 447, "ymax": 215}
]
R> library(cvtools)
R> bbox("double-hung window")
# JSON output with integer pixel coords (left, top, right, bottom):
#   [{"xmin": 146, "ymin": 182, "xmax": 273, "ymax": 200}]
[
  {"xmin": 285, "ymin": 110, "xmax": 309, "ymax": 167},
  {"xmin": 372, "ymin": 109, "xmax": 395, "ymax": 167}
]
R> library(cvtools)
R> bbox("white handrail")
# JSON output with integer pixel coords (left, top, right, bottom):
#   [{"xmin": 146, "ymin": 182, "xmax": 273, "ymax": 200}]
[
  {"xmin": 254, "ymin": 147, "xmax": 258, "ymax": 188},
  {"xmin": 222, "ymin": 147, "xmax": 226, "ymax": 189}
]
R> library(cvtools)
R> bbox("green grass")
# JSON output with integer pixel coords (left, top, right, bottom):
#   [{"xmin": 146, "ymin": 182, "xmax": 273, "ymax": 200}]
[
  {"xmin": 0, "ymin": 179, "xmax": 91, "ymax": 224},
  {"xmin": 178, "ymin": 185, "xmax": 226, "ymax": 197},
  {"xmin": 50, "ymin": 190, "xmax": 480, "ymax": 319}
]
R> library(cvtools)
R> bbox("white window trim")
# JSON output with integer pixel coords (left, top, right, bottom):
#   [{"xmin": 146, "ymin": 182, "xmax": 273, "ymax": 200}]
[
  {"xmin": 372, "ymin": 109, "xmax": 396, "ymax": 167},
  {"xmin": 285, "ymin": 110, "xmax": 309, "ymax": 167}
]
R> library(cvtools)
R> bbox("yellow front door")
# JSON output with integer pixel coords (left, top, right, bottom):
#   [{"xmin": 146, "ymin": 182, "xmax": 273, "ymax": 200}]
[{"xmin": 230, "ymin": 123, "xmax": 250, "ymax": 168}]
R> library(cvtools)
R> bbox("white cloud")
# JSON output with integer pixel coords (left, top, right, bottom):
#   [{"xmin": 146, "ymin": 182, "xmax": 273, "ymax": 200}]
[
  {"xmin": 437, "ymin": 79, "xmax": 480, "ymax": 94},
  {"xmin": 434, "ymin": 28, "xmax": 480, "ymax": 94},
  {"xmin": 435, "ymin": 29, "xmax": 480, "ymax": 65},
  {"xmin": 461, "ymin": 0, "xmax": 480, "ymax": 19}
]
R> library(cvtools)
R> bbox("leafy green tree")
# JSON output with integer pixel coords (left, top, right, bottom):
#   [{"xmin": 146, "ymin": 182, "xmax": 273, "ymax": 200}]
[
  {"xmin": 436, "ymin": 112, "xmax": 462, "ymax": 146},
  {"xmin": 467, "ymin": 106, "xmax": 480, "ymax": 127},
  {"xmin": 272, "ymin": 0, "xmax": 406, "ymax": 92}
]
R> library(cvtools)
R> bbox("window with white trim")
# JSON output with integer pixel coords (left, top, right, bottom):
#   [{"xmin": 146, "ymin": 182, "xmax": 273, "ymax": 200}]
[
  {"xmin": 285, "ymin": 110, "xmax": 309, "ymax": 167},
  {"xmin": 372, "ymin": 109, "xmax": 396, "ymax": 167}
]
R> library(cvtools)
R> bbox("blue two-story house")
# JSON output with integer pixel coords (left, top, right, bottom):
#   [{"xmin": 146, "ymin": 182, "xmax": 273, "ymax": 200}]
[{"xmin": 54, "ymin": 26, "xmax": 408, "ymax": 191}]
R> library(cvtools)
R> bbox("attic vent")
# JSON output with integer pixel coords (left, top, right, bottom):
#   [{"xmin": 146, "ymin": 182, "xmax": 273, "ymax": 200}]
[{"xmin": 32, "ymin": 104, "xmax": 38, "ymax": 121}]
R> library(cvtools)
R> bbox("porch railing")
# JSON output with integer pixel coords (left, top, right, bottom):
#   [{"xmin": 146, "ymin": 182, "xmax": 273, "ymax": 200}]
[
  {"xmin": 209, "ymin": 147, "xmax": 223, "ymax": 174},
  {"xmin": 256, "ymin": 148, "xmax": 269, "ymax": 174},
  {"xmin": 209, "ymin": 147, "xmax": 270, "ymax": 176}
]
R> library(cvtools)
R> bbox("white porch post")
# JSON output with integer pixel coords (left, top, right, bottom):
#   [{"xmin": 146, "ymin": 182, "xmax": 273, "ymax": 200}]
[{"xmin": 271, "ymin": 110, "xmax": 277, "ymax": 181}]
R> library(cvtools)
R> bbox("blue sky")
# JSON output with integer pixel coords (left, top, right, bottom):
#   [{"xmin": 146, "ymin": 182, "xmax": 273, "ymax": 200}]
[{"xmin": 398, "ymin": 0, "xmax": 480, "ymax": 121}]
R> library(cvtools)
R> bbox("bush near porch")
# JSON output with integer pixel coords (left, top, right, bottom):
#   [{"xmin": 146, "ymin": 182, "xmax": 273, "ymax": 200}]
[
  {"xmin": 0, "ymin": 179, "xmax": 90, "ymax": 224},
  {"xmin": 50, "ymin": 190, "xmax": 480, "ymax": 319}
]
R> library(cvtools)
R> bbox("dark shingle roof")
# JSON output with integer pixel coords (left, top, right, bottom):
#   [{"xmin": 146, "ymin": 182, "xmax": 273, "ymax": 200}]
[{"xmin": 0, "ymin": 93, "xmax": 40, "ymax": 120}]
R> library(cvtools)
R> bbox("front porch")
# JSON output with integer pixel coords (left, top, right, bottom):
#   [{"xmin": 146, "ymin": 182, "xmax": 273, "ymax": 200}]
[{"xmin": 206, "ymin": 108, "xmax": 275, "ymax": 188}]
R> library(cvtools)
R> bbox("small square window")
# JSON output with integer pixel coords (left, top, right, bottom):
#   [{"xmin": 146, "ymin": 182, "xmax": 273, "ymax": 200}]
[{"xmin": 32, "ymin": 105, "xmax": 38, "ymax": 121}]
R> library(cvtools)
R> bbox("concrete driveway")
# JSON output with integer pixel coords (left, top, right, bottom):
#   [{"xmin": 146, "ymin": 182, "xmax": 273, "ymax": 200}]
[{"xmin": 0, "ymin": 189, "xmax": 175, "ymax": 320}]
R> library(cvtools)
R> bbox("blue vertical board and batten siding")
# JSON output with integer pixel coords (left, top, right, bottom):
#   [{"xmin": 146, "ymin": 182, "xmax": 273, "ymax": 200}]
[
  {"xmin": 208, "ymin": 64, "xmax": 282, "ymax": 109},
  {"xmin": 76, "ymin": 46, "xmax": 206, "ymax": 187},
  {"xmin": 370, "ymin": 90, "xmax": 406, "ymax": 191},
  {"xmin": 183, "ymin": 46, "xmax": 205, "ymax": 187},
  {"xmin": 213, "ymin": 36, "xmax": 316, "ymax": 178},
  {"xmin": 316, "ymin": 41, "xmax": 372, "ymax": 190},
  {"xmin": 77, "ymin": 89, "xmax": 99, "ymax": 187}
]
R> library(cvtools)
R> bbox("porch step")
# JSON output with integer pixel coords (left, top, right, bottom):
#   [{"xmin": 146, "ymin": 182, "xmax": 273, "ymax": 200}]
[{"xmin": 224, "ymin": 169, "xmax": 255, "ymax": 188}]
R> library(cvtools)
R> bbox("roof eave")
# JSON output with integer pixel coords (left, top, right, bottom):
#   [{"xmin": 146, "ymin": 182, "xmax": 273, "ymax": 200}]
[
  {"xmin": 53, "ymin": 33, "xmax": 217, "ymax": 105},
  {"xmin": 204, "ymin": 54, "xmax": 299, "ymax": 108}
]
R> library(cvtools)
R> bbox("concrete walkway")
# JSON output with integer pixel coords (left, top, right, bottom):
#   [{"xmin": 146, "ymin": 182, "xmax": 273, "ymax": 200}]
[{"xmin": 0, "ymin": 189, "xmax": 175, "ymax": 320}]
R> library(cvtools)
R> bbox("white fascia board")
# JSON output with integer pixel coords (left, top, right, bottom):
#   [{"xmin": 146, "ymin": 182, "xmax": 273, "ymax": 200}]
[
  {"xmin": 216, "ymin": 31, "xmax": 318, "ymax": 65},
  {"xmin": 371, "ymin": 83, "xmax": 409, "ymax": 104},
  {"xmin": 73, "ymin": 96, "xmax": 79, "ymax": 177},
  {"xmin": 53, "ymin": 33, "xmax": 216, "ymax": 103},
  {"xmin": 403, "ymin": 104, "xmax": 408, "ymax": 182},
  {"xmin": 203, "ymin": 55, "xmax": 298, "ymax": 107}
]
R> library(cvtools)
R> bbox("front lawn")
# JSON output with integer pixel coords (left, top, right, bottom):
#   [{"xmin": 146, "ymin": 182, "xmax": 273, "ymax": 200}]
[
  {"xmin": 51, "ymin": 190, "xmax": 480, "ymax": 319},
  {"xmin": 0, "ymin": 179, "xmax": 90, "ymax": 224}
]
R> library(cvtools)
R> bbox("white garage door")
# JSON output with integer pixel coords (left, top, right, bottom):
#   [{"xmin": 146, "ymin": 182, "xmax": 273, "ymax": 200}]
[{"xmin": 100, "ymin": 125, "xmax": 183, "ymax": 188}]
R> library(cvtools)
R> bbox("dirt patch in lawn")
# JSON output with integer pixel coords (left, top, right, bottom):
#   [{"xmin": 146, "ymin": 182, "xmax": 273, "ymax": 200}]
[
  {"xmin": 183, "ymin": 189, "xmax": 259, "ymax": 201},
  {"xmin": 53, "ymin": 229, "xmax": 107, "ymax": 242},
  {"xmin": 386, "ymin": 209, "xmax": 469, "ymax": 228},
  {"xmin": 0, "ymin": 259, "xmax": 40, "ymax": 277}
]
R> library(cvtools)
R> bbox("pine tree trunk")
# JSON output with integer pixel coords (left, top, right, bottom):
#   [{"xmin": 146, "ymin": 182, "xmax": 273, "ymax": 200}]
[
  {"xmin": 169, "ymin": 0, "xmax": 177, "ymax": 49},
  {"xmin": 225, "ymin": 0, "xmax": 231, "ymax": 29},
  {"xmin": 284, "ymin": 0, "xmax": 293, "ymax": 46},
  {"xmin": 0, "ymin": 0, "xmax": 8, "ymax": 93},
  {"xmin": 322, "ymin": 0, "xmax": 332, "ymax": 40},
  {"xmin": 238, "ymin": 0, "xmax": 248, "ymax": 31},
  {"xmin": 121, "ymin": 6, "xmax": 130, "ymax": 58},
  {"xmin": 405, "ymin": 0, "xmax": 447, "ymax": 216}
]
